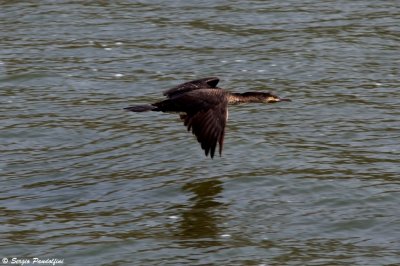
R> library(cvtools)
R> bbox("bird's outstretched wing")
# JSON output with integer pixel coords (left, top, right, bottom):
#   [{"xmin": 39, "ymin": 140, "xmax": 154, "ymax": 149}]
[
  {"xmin": 163, "ymin": 77, "xmax": 220, "ymax": 98},
  {"xmin": 181, "ymin": 98, "xmax": 228, "ymax": 158}
]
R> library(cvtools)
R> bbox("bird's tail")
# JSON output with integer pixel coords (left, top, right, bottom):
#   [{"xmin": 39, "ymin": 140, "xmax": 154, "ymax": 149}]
[{"xmin": 124, "ymin": 104, "xmax": 156, "ymax": 112}]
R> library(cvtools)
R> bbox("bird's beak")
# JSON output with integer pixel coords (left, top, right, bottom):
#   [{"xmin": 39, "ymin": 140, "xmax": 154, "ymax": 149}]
[{"xmin": 278, "ymin": 97, "xmax": 292, "ymax": 102}]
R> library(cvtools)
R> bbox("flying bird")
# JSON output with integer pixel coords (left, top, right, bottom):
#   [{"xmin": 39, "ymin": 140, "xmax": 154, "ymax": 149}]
[{"xmin": 124, "ymin": 77, "xmax": 291, "ymax": 158}]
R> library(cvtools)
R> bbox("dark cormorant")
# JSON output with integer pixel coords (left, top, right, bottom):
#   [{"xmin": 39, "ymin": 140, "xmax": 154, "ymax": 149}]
[{"xmin": 124, "ymin": 77, "xmax": 291, "ymax": 158}]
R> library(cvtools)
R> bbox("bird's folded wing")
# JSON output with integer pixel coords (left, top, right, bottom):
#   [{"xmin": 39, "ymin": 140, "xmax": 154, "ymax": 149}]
[{"xmin": 163, "ymin": 77, "xmax": 220, "ymax": 98}]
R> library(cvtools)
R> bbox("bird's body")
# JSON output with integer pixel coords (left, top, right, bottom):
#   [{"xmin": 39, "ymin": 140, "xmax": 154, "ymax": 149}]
[{"xmin": 125, "ymin": 77, "xmax": 290, "ymax": 158}]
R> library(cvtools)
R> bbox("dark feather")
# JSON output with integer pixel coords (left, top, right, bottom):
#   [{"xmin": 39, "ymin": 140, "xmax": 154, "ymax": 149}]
[
  {"xmin": 163, "ymin": 77, "xmax": 220, "ymax": 98},
  {"xmin": 182, "ymin": 96, "xmax": 228, "ymax": 158}
]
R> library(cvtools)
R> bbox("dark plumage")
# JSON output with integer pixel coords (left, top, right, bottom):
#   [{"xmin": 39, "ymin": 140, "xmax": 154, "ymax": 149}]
[{"xmin": 124, "ymin": 77, "xmax": 291, "ymax": 158}]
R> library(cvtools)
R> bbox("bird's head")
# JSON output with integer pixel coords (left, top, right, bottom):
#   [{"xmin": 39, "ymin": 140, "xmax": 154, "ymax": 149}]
[{"xmin": 265, "ymin": 92, "xmax": 292, "ymax": 103}]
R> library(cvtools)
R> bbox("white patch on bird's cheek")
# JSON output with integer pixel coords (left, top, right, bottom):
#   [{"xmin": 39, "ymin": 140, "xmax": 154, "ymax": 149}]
[{"xmin": 267, "ymin": 96, "xmax": 280, "ymax": 103}]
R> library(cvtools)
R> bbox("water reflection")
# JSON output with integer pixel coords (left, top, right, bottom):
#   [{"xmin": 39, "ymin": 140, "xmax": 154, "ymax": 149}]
[{"xmin": 173, "ymin": 179, "xmax": 225, "ymax": 240}]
